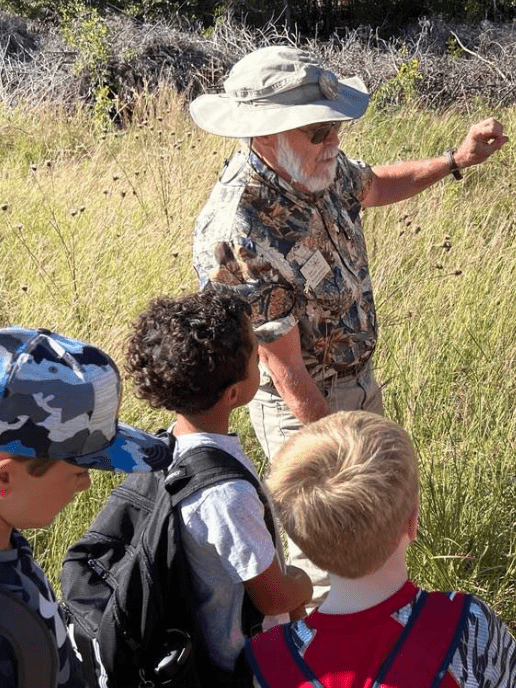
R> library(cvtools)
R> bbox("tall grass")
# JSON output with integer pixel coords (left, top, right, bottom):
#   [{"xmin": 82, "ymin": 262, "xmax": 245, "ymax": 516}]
[{"xmin": 1, "ymin": 92, "xmax": 515, "ymax": 630}]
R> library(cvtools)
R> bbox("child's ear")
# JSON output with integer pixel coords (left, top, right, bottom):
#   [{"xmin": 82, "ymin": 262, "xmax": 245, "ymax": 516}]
[
  {"xmin": 407, "ymin": 506, "xmax": 419, "ymax": 542},
  {"xmin": 222, "ymin": 382, "xmax": 240, "ymax": 410},
  {"xmin": 0, "ymin": 458, "xmax": 16, "ymax": 499}
]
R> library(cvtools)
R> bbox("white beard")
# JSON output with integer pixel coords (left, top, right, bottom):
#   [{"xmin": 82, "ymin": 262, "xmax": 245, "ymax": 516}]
[{"xmin": 275, "ymin": 133, "xmax": 338, "ymax": 193}]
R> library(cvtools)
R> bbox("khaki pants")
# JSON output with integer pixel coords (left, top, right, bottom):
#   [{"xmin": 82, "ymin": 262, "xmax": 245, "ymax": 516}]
[{"xmin": 248, "ymin": 361, "xmax": 383, "ymax": 607}]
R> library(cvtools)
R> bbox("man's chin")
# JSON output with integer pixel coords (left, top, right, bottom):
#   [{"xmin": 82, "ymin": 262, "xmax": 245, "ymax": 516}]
[
  {"xmin": 303, "ymin": 165, "xmax": 337, "ymax": 193},
  {"xmin": 274, "ymin": 145, "xmax": 337, "ymax": 193}
]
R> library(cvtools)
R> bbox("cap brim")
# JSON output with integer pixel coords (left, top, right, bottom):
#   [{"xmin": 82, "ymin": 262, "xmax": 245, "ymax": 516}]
[
  {"xmin": 190, "ymin": 77, "xmax": 370, "ymax": 138},
  {"xmin": 0, "ymin": 422, "xmax": 172, "ymax": 473},
  {"xmin": 67, "ymin": 422, "xmax": 173, "ymax": 472}
]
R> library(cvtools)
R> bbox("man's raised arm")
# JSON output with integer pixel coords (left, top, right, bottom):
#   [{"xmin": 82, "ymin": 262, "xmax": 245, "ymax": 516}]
[{"xmin": 362, "ymin": 117, "xmax": 508, "ymax": 208}]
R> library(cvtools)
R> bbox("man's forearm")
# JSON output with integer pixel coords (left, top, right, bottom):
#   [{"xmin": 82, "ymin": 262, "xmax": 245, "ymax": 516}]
[
  {"xmin": 257, "ymin": 325, "xmax": 331, "ymax": 425},
  {"xmin": 363, "ymin": 117, "xmax": 507, "ymax": 208},
  {"xmin": 267, "ymin": 364, "xmax": 331, "ymax": 424},
  {"xmin": 364, "ymin": 155, "xmax": 451, "ymax": 207}
]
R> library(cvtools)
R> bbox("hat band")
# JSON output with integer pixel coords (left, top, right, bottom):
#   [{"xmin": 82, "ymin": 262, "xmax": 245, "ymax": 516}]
[{"xmin": 232, "ymin": 83, "xmax": 325, "ymax": 109}]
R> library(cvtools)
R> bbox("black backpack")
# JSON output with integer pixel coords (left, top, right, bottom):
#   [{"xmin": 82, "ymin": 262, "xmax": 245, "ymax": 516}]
[{"xmin": 61, "ymin": 434, "xmax": 274, "ymax": 688}]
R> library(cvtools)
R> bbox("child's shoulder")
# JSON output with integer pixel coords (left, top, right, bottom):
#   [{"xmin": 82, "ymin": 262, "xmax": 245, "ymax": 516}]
[
  {"xmin": 0, "ymin": 531, "xmax": 54, "ymax": 599},
  {"xmin": 174, "ymin": 433, "xmax": 270, "ymax": 537},
  {"xmin": 467, "ymin": 594, "xmax": 515, "ymax": 642},
  {"xmin": 174, "ymin": 432, "xmax": 261, "ymax": 481}
]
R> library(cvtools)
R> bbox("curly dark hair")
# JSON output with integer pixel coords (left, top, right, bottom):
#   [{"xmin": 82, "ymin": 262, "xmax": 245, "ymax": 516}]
[{"xmin": 125, "ymin": 289, "xmax": 254, "ymax": 415}]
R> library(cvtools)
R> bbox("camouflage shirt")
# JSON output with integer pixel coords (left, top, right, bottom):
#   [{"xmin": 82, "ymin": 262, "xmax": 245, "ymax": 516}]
[
  {"xmin": 0, "ymin": 530, "xmax": 86, "ymax": 688},
  {"xmin": 193, "ymin": 148, "xmax": 377, "ymax": 383}
]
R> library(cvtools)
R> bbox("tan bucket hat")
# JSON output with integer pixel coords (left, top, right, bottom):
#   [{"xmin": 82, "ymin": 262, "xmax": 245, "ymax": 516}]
[{"xmin": 189, "ymin": 45, "xmax": 370, "ymax": 138}]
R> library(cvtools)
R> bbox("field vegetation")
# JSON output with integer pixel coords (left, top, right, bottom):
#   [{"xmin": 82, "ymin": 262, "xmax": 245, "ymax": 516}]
[{"xmin": 0, "ymin": 14, "xmax": 516, "ymax": 631}]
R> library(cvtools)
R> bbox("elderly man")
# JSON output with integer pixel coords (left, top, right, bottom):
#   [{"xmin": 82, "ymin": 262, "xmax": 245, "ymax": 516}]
[
  {"xmin": 191, "ymin": 45, "xmax": 506, "ymax": 450},
  {"xmin": 190, "ymin": 46, "xmax": 507, "ymax": 601}
]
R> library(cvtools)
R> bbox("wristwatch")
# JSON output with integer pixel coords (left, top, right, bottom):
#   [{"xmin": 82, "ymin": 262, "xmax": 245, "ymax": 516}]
[{"xmin": 444, "ymin": 148, "xmax": 463, "ymax": 180}]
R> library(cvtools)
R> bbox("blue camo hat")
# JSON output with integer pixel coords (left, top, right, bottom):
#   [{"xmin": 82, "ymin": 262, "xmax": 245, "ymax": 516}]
[{"xmin": 0, "ymin": 327, "xmax": 172, "ymax": 472}]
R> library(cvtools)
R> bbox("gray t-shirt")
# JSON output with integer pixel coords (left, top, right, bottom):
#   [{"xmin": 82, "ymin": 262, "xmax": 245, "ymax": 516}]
[{"xmin": 172, "ymin": 431, "xmax": 287, "ymax": 671}]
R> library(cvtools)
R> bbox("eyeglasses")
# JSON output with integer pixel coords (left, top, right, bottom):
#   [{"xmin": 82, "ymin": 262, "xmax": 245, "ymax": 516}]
[{"xmin": 298, "ymin": 121, "xmax": 342, "ymax": 145}]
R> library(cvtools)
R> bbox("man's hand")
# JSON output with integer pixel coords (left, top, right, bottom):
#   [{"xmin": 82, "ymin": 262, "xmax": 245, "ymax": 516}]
[
  {"xmin": 454, "ymin": 117, "xmax": 508, "ymax": 169},
  {"xmin": 364, "ymin": 117, "xmax": 508, "ymax": 207}
]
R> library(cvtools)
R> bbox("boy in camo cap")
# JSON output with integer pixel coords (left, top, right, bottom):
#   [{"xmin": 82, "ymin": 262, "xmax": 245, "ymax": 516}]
[{"xmin": 0, "ymin": 326, "xmax": 172, "ymax": 688}]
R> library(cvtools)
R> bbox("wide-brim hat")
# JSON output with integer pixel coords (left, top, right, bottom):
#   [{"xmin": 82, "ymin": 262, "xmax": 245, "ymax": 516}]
[
  {"xmin": 190, "ymin": 45, "xmax": 370, "ymax": 138},
  {"xmin": 0, "ymin": 328, "xmax": 172, "ymax": 472}
]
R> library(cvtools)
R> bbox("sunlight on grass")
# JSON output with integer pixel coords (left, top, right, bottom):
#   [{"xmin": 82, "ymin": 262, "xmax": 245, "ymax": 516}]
[{"xmin": 2, "ymin": 92, "xmax": 515, "ymax": 629}]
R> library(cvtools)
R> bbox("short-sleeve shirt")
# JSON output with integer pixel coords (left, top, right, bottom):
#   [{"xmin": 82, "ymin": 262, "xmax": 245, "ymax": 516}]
[
  {"xmin": 193, "ymin": 148, "xmax": 377, "ymax": 383},
  {"xmin": 173, "ymin": 431, "xmax": 287, "ymax": 672},
  {"xmin": 0, "ymin": 530, "xmax": 85, "ymax": 688}
]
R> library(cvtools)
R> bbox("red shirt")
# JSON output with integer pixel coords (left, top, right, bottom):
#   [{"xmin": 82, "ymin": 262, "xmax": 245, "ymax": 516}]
[{"xmin": 247, "ymin": 581, "xmax": 515, "ymax": 688}]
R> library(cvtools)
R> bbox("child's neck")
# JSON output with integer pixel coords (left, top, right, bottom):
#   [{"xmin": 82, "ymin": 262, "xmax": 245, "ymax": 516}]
[
  {"xmin": 173, "ymin": 410, "xmax": 231, "ymax": 437},
  {"xmin": 0, "ymin": 516, "xmax": 12, "ymax": 551},
  {"xmin": 318, "ymin": 538, "xmax": 410, "ymax": 615}
]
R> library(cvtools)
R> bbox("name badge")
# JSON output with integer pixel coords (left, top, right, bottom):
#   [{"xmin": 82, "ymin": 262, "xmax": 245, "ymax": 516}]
[{"xmin": 300, "ymin": 250, "xmax": 332, "ymax": 290}]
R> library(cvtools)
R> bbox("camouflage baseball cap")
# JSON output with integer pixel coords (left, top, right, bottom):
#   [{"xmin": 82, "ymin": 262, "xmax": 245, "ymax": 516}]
[{"xmin": 0, "ymin": 327, "xmax": 172, "ymax": 472}]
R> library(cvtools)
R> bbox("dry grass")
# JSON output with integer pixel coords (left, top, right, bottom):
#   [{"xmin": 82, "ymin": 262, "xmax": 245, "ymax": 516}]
[{"xmin": 1, "ymin": 82, "xmax": 516, "ymax": 630}]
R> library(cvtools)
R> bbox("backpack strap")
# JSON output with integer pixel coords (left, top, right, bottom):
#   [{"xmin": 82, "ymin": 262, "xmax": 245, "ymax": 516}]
[
  {"xmin": 164, "ymin": 442, "xmax": 275, "ymax": 545},
  {"xmin": 373, "ymin": 590, "xmax": 471, "ymax": 688},
  {"xmin": 156, "ymin": 428, "xmax": 275, "ymax": 539},
  {"xmin": 246, "ymin": 624, "xmax": 315, "ymax": 688},
  {"xmin": 246, "ymin": 590, "xmax": 471, "ymax": 688},
  {"xmin": 0, "ymin": 590, "xmax": 58, "ymax": 688},
  {"xmin": 163, "ymin": 438, "xmax": 277, "ymax": 638}
]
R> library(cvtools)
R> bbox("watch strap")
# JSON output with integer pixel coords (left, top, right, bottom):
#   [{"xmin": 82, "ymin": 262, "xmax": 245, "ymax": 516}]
[{"xmin": 444, "ymin": 148, "xmax": 463, "ymax": 180}]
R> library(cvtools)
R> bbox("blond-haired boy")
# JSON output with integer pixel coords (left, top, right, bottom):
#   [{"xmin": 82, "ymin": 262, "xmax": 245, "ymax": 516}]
[{"xmin": 246, "ymin": 410, "xmax": 516, "ymax": 688}]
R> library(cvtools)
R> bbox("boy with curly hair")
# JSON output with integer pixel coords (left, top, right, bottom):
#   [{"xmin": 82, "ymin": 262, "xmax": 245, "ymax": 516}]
[
  {"xmin": 246, "ymin": 411, "xmax": 516, "ymax": 688},
  {"xmin": 126, "ymin": 289, "xmax": 312, "ymax": 682}
]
